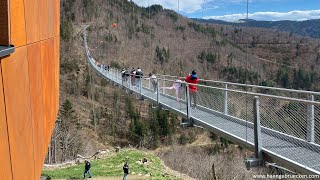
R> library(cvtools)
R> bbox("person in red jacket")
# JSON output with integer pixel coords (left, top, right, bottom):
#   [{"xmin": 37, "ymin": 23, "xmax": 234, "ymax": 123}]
[{"xmin": 185, "ymin": 70, "xmax": 199, "ymax": 108}]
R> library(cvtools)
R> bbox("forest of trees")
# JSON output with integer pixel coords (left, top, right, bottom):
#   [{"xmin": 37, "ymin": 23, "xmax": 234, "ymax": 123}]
[
  {"xmin": 276, "ymin": 66, "xmax": 318, "ymax": 90},
  {"xmin": 198, "ymin": 50, "xmax": 220, "ymax": 64},
  {"xmin": 46, "ymin": 100, "xmax": 82, "ymax": 164},
  {"xmin": 155, "ymin": 45, "xmax": 170, "ymax": 65}
]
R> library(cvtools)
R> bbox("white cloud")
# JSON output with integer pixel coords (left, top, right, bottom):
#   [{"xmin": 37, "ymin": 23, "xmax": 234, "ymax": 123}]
[
  {"xmin": 131, "ymin": 1, "xmax": 320, "ymax": 21},
  {"xmin": 204, "ymin": 9, "xmax": 320, "ymax": 21},
  {"xmin": 206, "ymin": 5, "xmax": 219, "ymax": 10},
  {"xmin": 132, "ymin": 0, "xmax": 208, "ymax": 13}
]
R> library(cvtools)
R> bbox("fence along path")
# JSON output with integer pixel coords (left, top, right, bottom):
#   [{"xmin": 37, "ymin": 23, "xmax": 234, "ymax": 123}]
[{"xmin": 82, "ymin": 29, "xmax": 320, "ymax": 175}]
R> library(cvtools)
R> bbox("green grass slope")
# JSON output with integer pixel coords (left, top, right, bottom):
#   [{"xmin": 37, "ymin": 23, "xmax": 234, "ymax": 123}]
[{"xmin": 42, "ymin": 149, "xmax": 179, "ymax": 180}]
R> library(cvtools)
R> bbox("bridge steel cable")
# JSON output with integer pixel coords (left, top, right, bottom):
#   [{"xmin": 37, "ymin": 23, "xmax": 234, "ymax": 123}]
[{"xmin": 82, "ymin": 24, "xmax": 320, "ymax": 175}]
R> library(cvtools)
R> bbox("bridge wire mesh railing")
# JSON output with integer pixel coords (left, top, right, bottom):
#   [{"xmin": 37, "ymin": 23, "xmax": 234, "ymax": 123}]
[
  {"xmin": 155, "ymin": 78, "xmax": 187, "ymax": 112},
  {"xmin": 117, "ymin": 73, "xmax": 320, "ymax": 150},
  {"xmin": 259, "ymin": 96, "xmax": 320, "ymax": 168},
  {"xmin": 185, "ymin": 82, "xmax": 254, "ymax": 143},
  {"xmin": 259, "ymin": 97, "xmax": 308, "ymax": 140},
  {"xmin": 160, "ymin": 77, "xmax": 320, "ymax": 152},
  {"xmin": 156, "ymin": 74, "xmax": 320, "ymax": 100},
  {"xmin": 314, "ymin": 95, "xmax": 320, "ymax": 145}
]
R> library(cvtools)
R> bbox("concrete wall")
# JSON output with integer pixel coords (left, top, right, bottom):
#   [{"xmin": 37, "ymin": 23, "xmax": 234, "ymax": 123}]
[{"xmin": 0, "ymin": 0, "xmax": 60, "ymax": 179}]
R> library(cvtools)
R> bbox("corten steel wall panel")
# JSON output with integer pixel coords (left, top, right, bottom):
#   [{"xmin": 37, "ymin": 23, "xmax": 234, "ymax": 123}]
[
  {"xmin": 41, "ymin": 39, "xmax": 55, "ymax": 148},
  {"xmin": 9, "ymin": 0, "xmax": 27, "ymax": 47},
  {"xmin": 1, "ymin": 47, "xmax": 35, "ymax": 180},
  {"xmin": 0, "ymin": 0, "xmax": 10, "ymax": 45},
  {"xmin": 40, "ymin": 40, "xmax": 49, "ymax": 148},
  {"xmin": 54, "ymin": 37, "xmax": 60, "ymax": 117},
  {"xmin": 27, "ymin": 43, "xmax": 45, "ymax": 180},
  {"xmin": 53, "ymin": 0, "xmax": 60, "ymax": 36},
  {"xmin": 48, "ymin": 0, "xmax": 54, "ymax": 38},
  {"xmin": 24, "ymin": 0, "xmax": 40, "ymax": 44},
  {"xmin": 0, "ymin": 65, "xmax": 13, "ymax": 180},
  {"xmin": 48, "ymin": 39, "xmax": 55, "ymax": 136},
  {"xmin": 39, "ymin": 0, "xmax": 49, "ymax": 40}
]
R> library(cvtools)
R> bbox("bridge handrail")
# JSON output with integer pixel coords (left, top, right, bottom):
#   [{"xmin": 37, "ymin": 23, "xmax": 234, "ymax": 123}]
[
  {"xmin": 150, "ymin": 78, "xmax": 320, "ymax": 106},
  {"xmin": 107, "ymin": 68, "xmax": 319, "ymax": 106},
  {"xmin": 154, "ymin": 74, "xmax": 320, "ymax": 96}
]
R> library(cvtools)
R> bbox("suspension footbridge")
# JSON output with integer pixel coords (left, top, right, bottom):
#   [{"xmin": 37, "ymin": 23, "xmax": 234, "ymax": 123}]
[{"xmin": 83, "ymin": 28, "xmax": 320, "ymax": 176}]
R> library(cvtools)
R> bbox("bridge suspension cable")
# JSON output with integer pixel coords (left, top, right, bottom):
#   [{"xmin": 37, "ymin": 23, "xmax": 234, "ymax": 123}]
[{"xmin": 245, "ymin": 0, "xmax": 249, "ymax": 146}]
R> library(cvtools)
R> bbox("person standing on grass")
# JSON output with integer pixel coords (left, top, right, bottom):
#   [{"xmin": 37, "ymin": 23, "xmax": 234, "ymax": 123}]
[
  {"xmin": 83, "ymin": 160, "xmax": 92, "ymax": 179},
  {"xmin": 123, "ymin": 162, "xmax": 129, "ymax": 180},
  {"xmin": 185, "ymin": 70, "xmax": 199, "ymax": 108}
]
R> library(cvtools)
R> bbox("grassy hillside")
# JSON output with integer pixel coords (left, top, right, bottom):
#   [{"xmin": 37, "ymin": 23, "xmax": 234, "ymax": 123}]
[{"xmin": 42, "ymin": 149, "xmax": 179, "ymax": 179}]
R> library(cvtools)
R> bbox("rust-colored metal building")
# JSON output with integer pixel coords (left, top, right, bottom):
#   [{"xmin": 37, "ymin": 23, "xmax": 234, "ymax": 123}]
[{"xmin": 0, "ymin": 0, "xmax": 60, "ymax": 179}]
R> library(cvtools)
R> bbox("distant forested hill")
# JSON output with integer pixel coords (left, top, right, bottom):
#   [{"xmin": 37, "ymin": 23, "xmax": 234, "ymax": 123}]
[{"xmin": 192, "ymin": 18, "xmax": 320, "ymax": 38}]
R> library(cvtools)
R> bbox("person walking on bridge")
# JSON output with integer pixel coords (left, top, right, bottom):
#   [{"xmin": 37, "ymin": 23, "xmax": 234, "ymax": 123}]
[
  {"xmin": 121, "ymin": 69, "xmax": 128, "ymax": 86},
  {"xmin": 135, "ymin": 68, "xmax": 143, "ymax": 89},
  {"xmin": 185, "ymin": 70, "xmax": 199, "ymax": 108},
  {"xmin": 83, "ymin": 160, "xmax": 92, "ymax": 179},
  {"xmin": 161, "ymin": 77, "xmax": 182, "ymax": 102},
  {"xmin": 130, "ymin": 68, "xmax": 136, "ymax": 87},
  {"xmin": 147, "ymin": 73, "xmax": 157, "ymax": 93}
]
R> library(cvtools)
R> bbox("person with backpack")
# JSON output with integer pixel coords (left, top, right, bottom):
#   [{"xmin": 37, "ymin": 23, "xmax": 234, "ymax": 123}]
[
  {"xmin": 121, "ymin": 69, "xmax": 128, "ymax": 85},
  {"xmin": 83, "ymin": 160, "xmax": 92, "ymax": 179},
  {"xmin": 123, "ymin": 162, "xmax": 129, "ymax": 180},
  {"xmin": 161, "ymin": 77, "xmax": 182, "ymax": 102},
  {"xmin": 185, "ymin": 70, "xmax": 199, "ymax": 108},
  {"xmin": 135, "ymin": 68, "xmax": 143, "ymax": 89},
  {"xmin": 130, "ymin": 68, "xmax": 136, "ymax": 87}
]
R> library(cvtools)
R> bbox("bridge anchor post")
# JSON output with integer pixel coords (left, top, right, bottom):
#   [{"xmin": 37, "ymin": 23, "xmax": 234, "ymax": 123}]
[
  {"xmin": 115, "ymin": 69, "xmax": 119, "ymax": 86},
  {"xmin": 163, "ymin": 77, "xmax": 166, "ymax": 94},
  {"xmin": 139, "ymin": 77, "xmax": 143, "ymax": 100},
  {"xmin": 307, "ymin": 95, "xmax": 315, "ymax": 143},
  {"xmin": 111, "ymin": 68, "xmax": 115, "ymax": 86},
  {"xmin": 128, "ymin": 75, "xmax": 132, "ymax": 94},
  {"xmin": 245, "ymin": 96, "xmax": 264, "ymax": 170},
  {"xmin": 157, "ymin": 79, "xmax": 160, "ymax": 105},
  {"xmin": 185, "ymin": 85, "xmax": 193, "ymax": 126},
  {"xmin": 224, "ymin": 84, "xmax": 228, "ymax": 115}
]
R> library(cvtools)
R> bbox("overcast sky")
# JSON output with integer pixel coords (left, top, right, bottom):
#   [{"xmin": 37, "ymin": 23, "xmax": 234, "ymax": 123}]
[{"xmin": 131, "ymin": 0, "xmax": 320, "ymax": 21}]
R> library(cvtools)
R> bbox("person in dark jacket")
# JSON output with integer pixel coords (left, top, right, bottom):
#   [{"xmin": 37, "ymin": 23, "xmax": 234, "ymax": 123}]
[
  {"xmin": 121, "ymin": 69, "xmax": 128, "ymax": 85},
  {"xmin": 135, "ymin": 68, "xmax": 143, "ymax": 89},
  {"xmin": 123, "ymin": 162, "xmax": 129, "ymax": 180},
  {"xmin": 185, "ymin": 70, "xmax": 199, "ymax": 108},
  {"xmin": 83, "ymin": 160, "xmax": 92, "ymax": 179}
]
